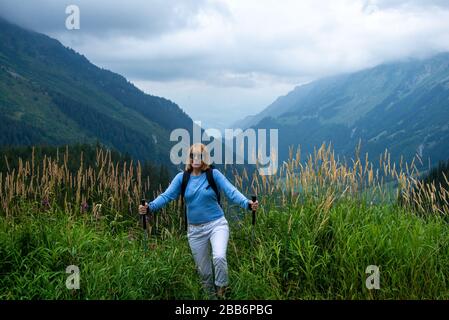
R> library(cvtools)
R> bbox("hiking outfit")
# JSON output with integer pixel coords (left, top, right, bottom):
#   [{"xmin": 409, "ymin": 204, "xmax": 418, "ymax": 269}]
[{"xmin": 147, "ymin": 168, "xmax": 251, "ymax": 295}]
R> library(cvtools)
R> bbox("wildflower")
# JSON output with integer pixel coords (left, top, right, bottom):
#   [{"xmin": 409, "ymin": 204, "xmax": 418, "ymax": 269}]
[
  {"xmin": 81, "ymin": 202, "xmax": 89, "ymax": 213},
  {"xmin": 41, "ymin": 198, "xmax": 50, "ymax": 209}
]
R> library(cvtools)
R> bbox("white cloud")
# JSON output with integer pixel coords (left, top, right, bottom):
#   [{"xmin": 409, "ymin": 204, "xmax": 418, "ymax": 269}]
[{"xmin": 2, "ymin": 0, "xmax": 449, "ymax": 128}]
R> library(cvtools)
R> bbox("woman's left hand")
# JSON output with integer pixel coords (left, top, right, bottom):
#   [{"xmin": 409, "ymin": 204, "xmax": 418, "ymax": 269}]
[{"xmin": 248, "ymin": 200, "xmax": 259, "ymax": 211}]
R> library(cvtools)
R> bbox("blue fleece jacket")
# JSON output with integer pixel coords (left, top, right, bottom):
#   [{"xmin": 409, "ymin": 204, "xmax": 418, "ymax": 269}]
[{"xmin": 148, "ymin": 169, "xmax": 250, "ymax": 224}]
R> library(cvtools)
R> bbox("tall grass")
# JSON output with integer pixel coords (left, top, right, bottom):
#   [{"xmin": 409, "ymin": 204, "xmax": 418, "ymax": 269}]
[
  {"xmin": 229, "ymin": 142, "xmax": 448, "ymax": 217},
  {"xmin": 0, "ymin": 143, "xmax": 448, "ymax": 299},
  {"xmin": 1, "ymin": 142, "xmax": 447, "ymax": 219},
  {"xmin": 0, "ymin": 146, "xmax": 165, "ymax": 226}
]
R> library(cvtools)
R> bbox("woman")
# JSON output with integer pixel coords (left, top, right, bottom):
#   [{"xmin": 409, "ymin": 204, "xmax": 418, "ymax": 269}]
[{"xmin": 139, "ymin": 143, "xmax": 259, "ymax": 299}]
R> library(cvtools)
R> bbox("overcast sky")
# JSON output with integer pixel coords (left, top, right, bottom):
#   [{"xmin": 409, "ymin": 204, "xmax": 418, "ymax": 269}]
[{"xmin": 2, "ymin": 0, "xmax": 449, "ymax": 129}]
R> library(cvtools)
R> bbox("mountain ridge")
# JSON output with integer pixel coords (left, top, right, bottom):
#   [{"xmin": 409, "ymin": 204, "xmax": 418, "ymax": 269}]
[
  {"xmin": 0, "ymin": 16, "xmax": 197, "ymax": 164},
  {"xmin": 234, "ymin": 52, "xmax": 449, "ymax": 167}
]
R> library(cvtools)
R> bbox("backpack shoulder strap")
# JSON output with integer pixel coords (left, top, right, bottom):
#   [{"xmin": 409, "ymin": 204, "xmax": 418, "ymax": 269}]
[
  {"xmin": 181, "ymin": 170, "xmax": 191, "ymax": 232},
  {"xmin": 206, "ymin": 167, "xmax": 221, "ymax": 206},
  {"xmin": 181, "ymin": 170, "xmax": 191, "ymax": 200}
]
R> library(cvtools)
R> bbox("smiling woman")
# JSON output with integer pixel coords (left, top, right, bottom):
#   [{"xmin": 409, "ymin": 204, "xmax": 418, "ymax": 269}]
[{"xmin": 139, "ymin": 143, "xmax": 259, "ymax": 299}]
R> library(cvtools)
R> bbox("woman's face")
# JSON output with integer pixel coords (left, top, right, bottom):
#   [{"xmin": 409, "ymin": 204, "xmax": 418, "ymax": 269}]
[{"xmin": 190, "ymin": 149, "xmax": 203, "ymax": 168}]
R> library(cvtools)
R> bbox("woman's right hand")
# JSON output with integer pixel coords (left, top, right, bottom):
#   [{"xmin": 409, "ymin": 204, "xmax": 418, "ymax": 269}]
[
  {"xmin": 139, "ymin": 202, "xmax": 148, "ymax": 215},
  {"xmin": 248, "ymin": 200, "xmax": 259, "ymax": 211}
]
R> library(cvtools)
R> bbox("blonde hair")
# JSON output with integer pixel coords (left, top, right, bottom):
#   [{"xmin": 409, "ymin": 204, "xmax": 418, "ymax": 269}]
[{"xmin": 185, "ymin": 143, "xmax": 211, "ymax": 172}]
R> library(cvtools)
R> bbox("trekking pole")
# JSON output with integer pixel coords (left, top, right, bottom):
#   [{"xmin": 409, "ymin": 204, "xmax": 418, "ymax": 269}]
[
  {"xmin": 154, "ymin": 206, "xmax": 158, "ymax": 237},
  {"xmin": 141, "ymin": 199, "xmax": 149, "ymax": 252},
  {"xmin": 251, "ymin": 195, "xmax": 257, "ymax": 247}
]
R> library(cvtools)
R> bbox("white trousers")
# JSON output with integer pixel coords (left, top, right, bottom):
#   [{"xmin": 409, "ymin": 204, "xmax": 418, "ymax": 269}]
[{"xmin": 187, "ymin": 216, "xmax": 230, "ymax": 294}]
